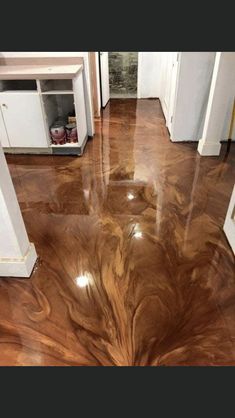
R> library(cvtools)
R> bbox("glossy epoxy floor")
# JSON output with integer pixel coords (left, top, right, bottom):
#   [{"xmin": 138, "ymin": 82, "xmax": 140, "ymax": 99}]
[{"xmin": 2, "ymin": 99, "xmax": 235, "ymax": 366}]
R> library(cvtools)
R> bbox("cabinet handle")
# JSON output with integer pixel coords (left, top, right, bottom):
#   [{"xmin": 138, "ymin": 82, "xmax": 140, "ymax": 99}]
[{"xmin": 2, "ymin": 103, "xmax": 7, "ymax": 108}]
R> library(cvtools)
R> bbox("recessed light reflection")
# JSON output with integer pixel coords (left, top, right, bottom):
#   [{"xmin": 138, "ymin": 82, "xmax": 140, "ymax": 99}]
[
  {"xmin": 75, "ymin": 273, "xmax": 91, "ymax": 288},
  {"xmin": 134, "ymin": 231, "xmax": 142, "ymax": 239},
  {"xmin": 127, "ymin": 192, "xmax": 134, "ymax": 200}
]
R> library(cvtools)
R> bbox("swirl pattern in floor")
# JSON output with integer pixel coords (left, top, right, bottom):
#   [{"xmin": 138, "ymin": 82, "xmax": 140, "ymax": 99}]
[{"xmin": 1, "ymin": 99, "xmax": 235, "ymax": 365}]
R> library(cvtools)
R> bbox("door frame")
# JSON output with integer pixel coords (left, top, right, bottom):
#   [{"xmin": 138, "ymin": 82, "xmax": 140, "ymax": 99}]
[
  {"xmin": 98, "ymin": 52, "xmax": 103, "ymax": 108},
  {"xmin": 136, "ymin": 52, "xmax": 141, "ymax": 99},
  {"xmin": 98, "ymin": 52, "xmax": 110, "ymax": 108},
  {"xmin": 167, "ymin": 52, "xmax": 180, "ymax": 135},
  {"xmin": 99, "ymin": 52, "xmax": 140, "ymax": 102},
  {"xmin": 88, "ymin": 52, "xmax": 100, "ymax": 117}
]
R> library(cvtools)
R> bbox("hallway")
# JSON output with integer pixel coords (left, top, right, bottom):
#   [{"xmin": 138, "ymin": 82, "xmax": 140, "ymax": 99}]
[{"xmin": 1, "ymin": 99, "xmax": 235, "ymax": 365}]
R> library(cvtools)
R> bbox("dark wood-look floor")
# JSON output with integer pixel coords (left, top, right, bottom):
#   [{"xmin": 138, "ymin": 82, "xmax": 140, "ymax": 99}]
[{"xmin": 2, "ymin": 99, "xmax": 235, "ymax": 366}]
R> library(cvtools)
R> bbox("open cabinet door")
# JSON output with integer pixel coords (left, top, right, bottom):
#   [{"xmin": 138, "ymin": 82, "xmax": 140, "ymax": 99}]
[
  {"xmin": 99, "ymin": 52, "xmax": 110, "ymax": 108},
  {"xmin": 224, "ymin": 185, "xmax": 235, "ymax": 254}
]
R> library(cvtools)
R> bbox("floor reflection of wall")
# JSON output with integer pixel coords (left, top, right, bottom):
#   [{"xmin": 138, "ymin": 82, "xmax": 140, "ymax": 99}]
[
  {"xmin": 109, "ymin": 52, "xmax": 138, "ymax": 98},
  {"xmin": 99, "ymin": 99, "xmax": 139, "ymax": 215},
  {"xmin": 108, "ymin": 100, "xmax": 137, "ymax": 183}
]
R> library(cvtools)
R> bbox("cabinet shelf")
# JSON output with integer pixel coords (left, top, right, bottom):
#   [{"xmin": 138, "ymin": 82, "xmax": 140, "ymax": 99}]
[
  {"xmin": 40, "ymin": 79, "xmax": 73, "ymax": 93},
  {"xmin": 50, "ymin": 142, "xmax": 79, "ymax": 148},
  {"xmin": 41, "ymin": 90, "xmax": 73, "ymax": 95}
]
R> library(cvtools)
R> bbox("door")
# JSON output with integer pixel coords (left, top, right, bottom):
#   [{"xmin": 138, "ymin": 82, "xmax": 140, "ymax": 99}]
[
  {"xmin": 0, "ymin": 92, "xmax": 48, "ymax": 148},
  {"xmin": 0, "ymin": 107, "xmax": 10, "ymax": 147},
  {"xmin": 163, "ymin": 53, "xmax": 172, "ymax": 118},
  {"xmin": 161, "ymin": 52, "xmax": 179, "ymax": 132},
  {"xmin": 99, "ymin": 52, "xmax": 110, "ymax": 107},
  {"xmin": 167, "ymin": 52, "xmax": 179, "ymax": 134}
]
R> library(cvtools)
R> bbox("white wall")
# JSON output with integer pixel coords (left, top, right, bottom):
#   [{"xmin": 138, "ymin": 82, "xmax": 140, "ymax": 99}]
[
  {"xmin": 198, "ymin": 52, "xmax": 235, "ymax": 156},
  {"xmin": 220, "ymin": 53, "xmax": 235, "ymax": 140},
  {"xmin": 0, "ymin": 52, "xmax": 95, "ymax": 136},
  {"xmin": 171, "ymin": 52, "xmax": 216, "ymax": 141},
  {"xmin": 137, "ymin": 52, "xmax": 162, "ymax": 98},
  {"xmin": 0, "ymin": 146, "xmax": 29, "ymax": 258},
  {"xmin": 0, "ymin": 143, "xmax": 37, "ymax": 276}
]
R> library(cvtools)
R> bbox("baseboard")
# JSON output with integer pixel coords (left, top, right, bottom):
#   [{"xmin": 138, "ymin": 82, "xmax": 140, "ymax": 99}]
[
  {"xmin": 197, "ymin": 139, "xmax": 221, "ymax": 156},
  {"xmin": 0, "ymin": 243, "xmax": 37, "ymax": 278},
  {"xmin": 170, "ymin": 138, "xmax": 198, "ymax": 143}
]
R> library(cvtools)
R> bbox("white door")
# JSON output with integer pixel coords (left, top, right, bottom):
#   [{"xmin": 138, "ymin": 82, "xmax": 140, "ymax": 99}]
[
  {"xmin": 167, "ymin": 52, "xmax": 179, "ymax": 134},
  {"xmin": 0, "ymin": 92, "xmax": 48, "ymax": 148},
  {"xmin": 100, "ymin": 52, "xmax": 110, "ymax": 107},
  {"xmin": 161, "ymin": 52, "xmax": 179, "ymax": 133},
  {"xmin": 163, "ymin": 53, "xmax": 172, "ymax": 118},
  {"xmin": 0, "ymin": 107, "xmax": 10, "ymax": 147}
]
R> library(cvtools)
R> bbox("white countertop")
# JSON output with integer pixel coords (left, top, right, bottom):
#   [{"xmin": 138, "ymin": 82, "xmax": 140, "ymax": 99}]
[{"xmin": 0, "ymin": 64, "xmax": 83, "ymax": 79}]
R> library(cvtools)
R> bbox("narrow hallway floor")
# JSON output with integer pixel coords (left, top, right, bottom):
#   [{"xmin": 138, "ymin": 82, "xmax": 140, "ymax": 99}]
[{"xmin": 2, "ymin": 99, "xmax": 235, "ymax": 366}]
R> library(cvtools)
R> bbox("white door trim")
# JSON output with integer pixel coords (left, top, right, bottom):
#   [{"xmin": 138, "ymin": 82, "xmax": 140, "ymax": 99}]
[
  {"xmin": 99, "ymin": 52, "xmax": 110, "ymax": 107},
  {"xmin": 137, "ymin": 52, "xmax": 142, "ymax": 99}
]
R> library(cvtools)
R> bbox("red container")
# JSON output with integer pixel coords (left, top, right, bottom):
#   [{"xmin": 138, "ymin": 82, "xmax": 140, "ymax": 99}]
[
  {"xmin": 65, "ymin": 123, "xmax": 78, "ymax": 143},
  {"xmin": 50, "ymin": 124, "xmax": 66, "ymax": 145}
]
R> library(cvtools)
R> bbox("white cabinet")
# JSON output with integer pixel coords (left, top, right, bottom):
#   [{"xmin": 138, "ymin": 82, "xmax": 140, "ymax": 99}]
[
  {"xmin": 40, "ymin": 72, "xmax": 88, "ymax": 153},
  {"xmin": 0, "ymin": 92, "xmax": 48, "ymax": 148},
  {"xmin": 0, "ymin": 67, "xmax": 88, "ymax": 155},
  {"xmin": 73, "ymin": 73, "xmax": 88, "ymax": 147},
  {"xmin": 0, "ymin": 107, "xmax": 10, "ymax": 147}
]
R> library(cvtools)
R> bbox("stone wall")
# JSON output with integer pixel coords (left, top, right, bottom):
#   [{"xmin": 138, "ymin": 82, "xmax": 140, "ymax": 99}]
[{"xmin": 109, "ymin": 52, "xmax": 138, "ymax": 97}]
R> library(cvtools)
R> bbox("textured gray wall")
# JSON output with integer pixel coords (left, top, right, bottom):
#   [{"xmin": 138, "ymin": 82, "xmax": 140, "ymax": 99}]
[{"xmin": 109, "ymin": 52, "xmax": 138, "ymax": 97}]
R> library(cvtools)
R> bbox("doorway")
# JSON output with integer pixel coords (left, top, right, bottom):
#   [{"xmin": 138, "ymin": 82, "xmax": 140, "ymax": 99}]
[
  {"xmin": 109, "ymin": 52, "xmax": 138, "ymax": 98},
  {"xmin": 99, "ymin": 52, "xmax": 139, "ymax": 107},
  {"xmin": 98, "ymin": 52, "xmax": 179, "ymax": 130}
]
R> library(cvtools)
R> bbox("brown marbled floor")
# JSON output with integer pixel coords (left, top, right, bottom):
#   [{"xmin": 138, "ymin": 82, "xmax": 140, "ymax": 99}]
[{"xmin": 1, "ymin": 99, "xmax": 235, "ymax": 366}]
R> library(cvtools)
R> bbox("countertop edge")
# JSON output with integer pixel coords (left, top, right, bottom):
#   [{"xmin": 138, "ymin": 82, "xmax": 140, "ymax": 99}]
[{"xmin": 0, "ymin": 64, "xmax": 83, "ymax": 80}]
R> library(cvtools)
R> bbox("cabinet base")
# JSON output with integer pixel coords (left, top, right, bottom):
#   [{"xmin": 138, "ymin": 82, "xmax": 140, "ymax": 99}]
[
  {"xmin": 52, "ymin": 135, "xmax": 89, "ymax": 156},
  {"xmin": 3, "ymin": 147, "xmax": 51, "ymax": 155},
  {"xmin": 3, "ymin": 135, "xmax": 89, "ymax": 157}
]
